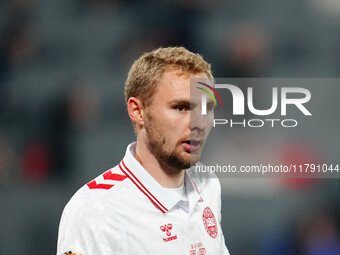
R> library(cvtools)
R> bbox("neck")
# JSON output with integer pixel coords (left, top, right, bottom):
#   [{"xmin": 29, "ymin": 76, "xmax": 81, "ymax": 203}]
[{"xmin": 135, "ymin": 136, "xmax": 185, "ymax": 188}]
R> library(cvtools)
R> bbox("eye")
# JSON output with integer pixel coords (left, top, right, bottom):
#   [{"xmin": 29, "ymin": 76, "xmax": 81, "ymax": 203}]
[
  {"xmin": 176, "ymin": 105, "xmax": 187, "ymax": 112},
  {"xmin": 207, "ymin": 103, "xmax": 215, "ymax": 112}
]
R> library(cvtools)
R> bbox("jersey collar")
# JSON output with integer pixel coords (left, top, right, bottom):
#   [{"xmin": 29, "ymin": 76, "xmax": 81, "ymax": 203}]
[{"xmin": 119, "ymin": 142, "xmax": 203, "ymax": 214}]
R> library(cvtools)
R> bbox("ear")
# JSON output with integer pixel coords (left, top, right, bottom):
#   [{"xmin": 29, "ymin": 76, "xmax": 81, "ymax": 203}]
[{"xmin": 127, "ymin": 97, "xmax": 145, "ymax": 127}]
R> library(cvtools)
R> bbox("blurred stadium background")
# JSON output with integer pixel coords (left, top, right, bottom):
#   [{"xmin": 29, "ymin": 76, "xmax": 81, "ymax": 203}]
[{"xmin": 0, "ymin": 0, "xmax": 339, "ymax": 254}]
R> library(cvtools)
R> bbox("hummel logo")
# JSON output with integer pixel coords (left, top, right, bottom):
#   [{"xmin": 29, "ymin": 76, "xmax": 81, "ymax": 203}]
[
  {"xmin": 160, "ymin": 223, "xmax": 172, "ymax": 236},
  {"xmin": 160, "ymin": 223, "xmax": 177, "ymax": 242}
]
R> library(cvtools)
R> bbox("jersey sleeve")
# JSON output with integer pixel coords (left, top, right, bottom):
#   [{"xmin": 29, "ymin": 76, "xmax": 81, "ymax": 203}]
[
  {"xmin": 216, "ymin": 178, "xmax": 231, "ymax": 255},
  {"xmin": 56, "ymin": 194, "xmax": 127, "ymax": 255}
]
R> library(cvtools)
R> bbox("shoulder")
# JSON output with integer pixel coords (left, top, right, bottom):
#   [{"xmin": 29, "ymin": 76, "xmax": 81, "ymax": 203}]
[
  {"xmin": 62, "ymin": 165, "xmax": 130, "ymax": 218},
  {"xmin": 57, "ymin": 165, "xmax": 130, "ymax": 254}
]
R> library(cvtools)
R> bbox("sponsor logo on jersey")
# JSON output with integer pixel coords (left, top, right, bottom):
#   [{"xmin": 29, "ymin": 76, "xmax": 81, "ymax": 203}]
[
  {"xmin": 160, "ymin": 223, "xmax": 178, "ymax": 242},
  {"xmin": 202, "ymin": 207, "xmax": 218, "ymax": 239}
]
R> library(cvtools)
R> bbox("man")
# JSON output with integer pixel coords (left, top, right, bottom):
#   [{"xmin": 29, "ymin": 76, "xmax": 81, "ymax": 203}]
[{"xmin": 56, "ymin": 47, "xmax": 230, "ymax": 255}]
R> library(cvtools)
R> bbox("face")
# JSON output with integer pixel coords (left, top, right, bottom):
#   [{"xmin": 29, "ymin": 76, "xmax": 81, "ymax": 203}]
[{"xmin": 143, "ymin": 69, "xmax": 214, "ymax": 174}]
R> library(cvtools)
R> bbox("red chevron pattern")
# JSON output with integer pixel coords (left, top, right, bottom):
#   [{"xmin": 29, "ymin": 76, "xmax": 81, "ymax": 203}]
[
  {"xmin": 103, "ymin": 171, "xmax": 127, "ymax": 181},
  {"xmin": 87, "ymin": 180, "xmax": 114, "ymax": 190},
  {"xmin": 87, "ymin": 170, "xmax": 127, "ymax": 190}
]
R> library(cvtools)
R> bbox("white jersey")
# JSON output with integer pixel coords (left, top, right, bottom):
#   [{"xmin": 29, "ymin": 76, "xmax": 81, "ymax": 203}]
[{"xmin": 57, "ymin": 142, "xmax": 230, "ymax": 255}]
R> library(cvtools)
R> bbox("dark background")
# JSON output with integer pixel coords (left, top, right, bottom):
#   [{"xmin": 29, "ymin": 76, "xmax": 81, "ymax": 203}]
[{"xmin": 0, "ymin": 0, "xmax": 339, "ymax": 254}]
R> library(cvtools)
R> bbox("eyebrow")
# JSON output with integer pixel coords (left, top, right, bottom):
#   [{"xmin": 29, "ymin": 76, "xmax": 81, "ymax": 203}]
[
  {"xmin": 168, "ymin": 99, "xmax": 191, "ymax": 106},
  {"xmin": 168, "ymin": 99, "xmax": 216, "ymax": 110}
]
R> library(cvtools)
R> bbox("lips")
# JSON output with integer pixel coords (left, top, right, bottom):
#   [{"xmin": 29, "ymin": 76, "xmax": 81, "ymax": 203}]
[{"xmin": 182, "ymin": 139, "xmax": 201, "ymax": 152}]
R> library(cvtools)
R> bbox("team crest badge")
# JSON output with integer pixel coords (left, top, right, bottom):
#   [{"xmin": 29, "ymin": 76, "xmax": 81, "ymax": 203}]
[
  {"xmin": 63, "ymin": 251, "xmax": 81, "ymax": 255},
  {"xmin": 202, "ymin": 207, "xmax": 218, "ymax": 239}
]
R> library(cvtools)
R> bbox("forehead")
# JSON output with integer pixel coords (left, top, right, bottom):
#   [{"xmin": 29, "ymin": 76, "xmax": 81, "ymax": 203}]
[{"xmin": 154, "ymin": 70, "xmax": 208, "ymax": 100}]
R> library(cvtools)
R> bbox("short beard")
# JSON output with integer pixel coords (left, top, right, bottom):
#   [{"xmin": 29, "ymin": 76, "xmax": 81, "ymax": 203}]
[{"xmin": 144, "ymin": 115, "xmax": 191, "ymax": 175}]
